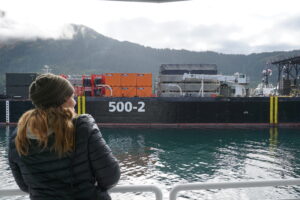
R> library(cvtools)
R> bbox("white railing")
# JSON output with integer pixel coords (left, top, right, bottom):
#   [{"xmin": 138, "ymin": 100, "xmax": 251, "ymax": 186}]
[
  {"xmin": 169, "ymin": 179, "xmax": 300, "ymax": 200},
  {"xmin": 166, "ymin": 84, "xmax": 183, "ymax": 96},
  {"xmin": 96, "ymin": 84, "xmax": 113, "ymax": 97},
  {"xmin": 2, "ymin": 179, "xmax": 300, "ymax": 200},
  {"xmin": 0, "ymin": 188, "xmax": 26, "ymax": 197},
  {"xmin": 110, "ymin": 185, "xmax": 163, "ymax": 200},
  {"xmin": 0, "ymin": 185, "xmax": 163, "ymax": 200}
]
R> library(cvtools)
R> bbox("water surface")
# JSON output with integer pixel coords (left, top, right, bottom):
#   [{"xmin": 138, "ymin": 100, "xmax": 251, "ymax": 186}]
[{"xmin": 1, "ymin": 126, "xmax": 300, "ymax": 200}]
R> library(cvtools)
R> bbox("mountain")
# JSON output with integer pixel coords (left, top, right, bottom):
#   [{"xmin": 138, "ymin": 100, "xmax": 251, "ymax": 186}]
[{"xmin": 1, "ymin": 24, "xmax": 300, "ymax": 92}]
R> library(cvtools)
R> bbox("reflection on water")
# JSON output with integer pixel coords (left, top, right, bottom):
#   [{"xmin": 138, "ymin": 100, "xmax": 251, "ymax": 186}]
[
  {"xmin": 1, "ymin": 127, "xmax": 300, "ymax": 200},
  {"xmin": 269, "ymin": 127, "xmax": 278, "ymax": 151},
  {"xmin": 109, "ymin": 134, "xmax": 154, "ymax": 177}
]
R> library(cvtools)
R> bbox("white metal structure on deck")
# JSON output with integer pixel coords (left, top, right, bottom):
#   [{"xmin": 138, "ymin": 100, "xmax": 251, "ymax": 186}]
[
  {"xmin": 182, "ymin": 72, "xmax": 249, "ymax": 97},
  {"xmin": 164, "ymin": 83, "xmax": 183, "ymax": 96},
  {"xmin": 1, "ymin": 179, "xmax": 300, "ymax": 200},
  {"xmin": 182, "ymin": 72, "xmax": 249, "ymax": 85}
]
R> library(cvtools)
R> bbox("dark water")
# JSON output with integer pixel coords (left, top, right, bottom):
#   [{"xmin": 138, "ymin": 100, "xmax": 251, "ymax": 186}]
[{"xmin": 1, "ymin": 126, "xmax": 300, "ymax": 200}]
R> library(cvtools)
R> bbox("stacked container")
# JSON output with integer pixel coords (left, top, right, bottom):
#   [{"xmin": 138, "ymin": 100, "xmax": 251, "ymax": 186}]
[
  {"xmin": 157, "ymin": 64, "xmax": 220, "ymax": 97},
  {"xmin": 6, "ymin": 73, "xmax": 38, "ymax": 98},
  {"xmin": 91, "ymin": 74, "xmax": 104, "ymax": 97},
  {"xmin": 102, "ymin": 73, "xmax": 152, "ymax": 97},
  {"xmin": 82, "ymin": 75, "xmax": 92, "ymax": 96},
  {"xmin": 103, "ymin": 73, "xmax": 121, "ymax": 97},
  {"xmin": 58, "ymin": 73, "xmax": 153, "ymax": 97},
  {"xmin": 120, "ymin": 73, "xmax": 136, "ymax": 97},
  {"xmin": 136, "ymin": 73, "xmax": 152, "ymax": 97}
]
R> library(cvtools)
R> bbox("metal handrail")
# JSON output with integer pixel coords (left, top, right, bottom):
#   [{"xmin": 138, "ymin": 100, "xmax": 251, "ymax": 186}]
[
  {"xmin": 2, "ymin": 179, "xmax": 300, "ymax": 200},
  {"xmin": 110, "ymin": 185, "xmax": 163, "ymax": 200},
  {"xmin": 95, "ymin": 84, "xmax": 113, "ymax": 97},
  {"xmin": 0, "ymin": 189, "xmax": 26, "ymax": 197},
  {"xmin": 169, "ymin": 178, "xmax": 300, "ymax": 200},
  {"xmin": 0, "ymin": 185, "xmax": 163, "ymax": 200},
  {"xmin": 166, "ymin": 84, "xmax": 183, "ymax": 96}
]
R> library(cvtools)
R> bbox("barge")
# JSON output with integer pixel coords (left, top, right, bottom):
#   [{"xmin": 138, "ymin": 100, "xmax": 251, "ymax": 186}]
[
  {"xmin": 1, "ymin": 57, "xmax": 300, "ymax": 128},
  {"xmin": 1, "ymin": 96, "xmax": 300, "ymax": 128}
]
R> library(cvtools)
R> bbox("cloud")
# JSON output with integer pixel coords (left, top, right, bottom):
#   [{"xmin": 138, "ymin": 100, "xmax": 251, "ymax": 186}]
[
  {"xmin": 0, "ymin": 10, "xmax": 74, "ymax": 45},
  {"xmin": 214, "ymin": 40, "xmax": 251, "ymax": 54},
  {"xmin": 105, "ymin": 16, "xmax": 299, "ymax": 54},
  {"xmin": 0, "ymin": 10, "xmax": 5, "ymax": 18},
  {"xmin": 0, "ymin": 19, "xmax": 42, "ymax": 44},
  {"xmin": 1, "ymin": 12, "xmax": 299, "ymax": 54},
  {"xmin": 236, "ymin": 15, "xmax": 300, "ymax": 54},
  {"xmin": 105, "ymin": 18, "xmax": 251, "ymax": 53},
  {"xmin": 255, "ymin": 43, "xmax": 299, "ymax": 53},
  {"xmin": 279, "ymin": 15, "xmax": 300, "ymax": 31},
  {"xmin": 1, "ymin": 0, "xmax": 300, "ymax": 54}
]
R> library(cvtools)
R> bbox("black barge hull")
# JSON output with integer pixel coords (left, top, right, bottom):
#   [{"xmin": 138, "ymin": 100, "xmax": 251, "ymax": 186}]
[{"xmin": 1, "ymin": 97, "xmax": 300, "ymax": 128}]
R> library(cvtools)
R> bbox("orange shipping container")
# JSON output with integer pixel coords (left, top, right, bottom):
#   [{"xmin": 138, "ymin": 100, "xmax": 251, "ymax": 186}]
[
  {"xmin": 104, "ymin": 87, "xmax": 121, "ymax": 97},
  {"xmin": 103, "ymin": 73, "xmax": 121, "ymax": 87},
  {"xmin": 120, "ymin": 73, "xmax": 136, "ymax": 87},
  {"xmin": 136, "ymin": 87, "xmax": 152, "ymax": 97},
  {"xmin": 136, "ymin": 73, "xmax": 152, "ymax": 87},
  {"xmin": 121, "ymin": 87, "xmax": 136, "ymax": 97}
]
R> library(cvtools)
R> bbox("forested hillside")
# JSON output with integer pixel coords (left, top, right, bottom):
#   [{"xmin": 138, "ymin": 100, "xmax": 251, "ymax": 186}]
[{"xmin": 1, "ymin": 24, "xmax": 299, "ymax": 92}]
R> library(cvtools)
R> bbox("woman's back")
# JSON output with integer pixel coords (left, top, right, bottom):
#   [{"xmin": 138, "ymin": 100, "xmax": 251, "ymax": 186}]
[
  {"xmin": 9, "ymin": 114, "xmax": 120, "ymax": 200},
  {"xmin": 8, "ymin": 74, "xmax": 120, "ymax": 200}
]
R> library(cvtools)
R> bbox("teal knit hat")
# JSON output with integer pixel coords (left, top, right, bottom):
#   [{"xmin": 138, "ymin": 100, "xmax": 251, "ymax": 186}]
[{"xmin": 29, "ymin": 73, "xmax": 74, "ymax": 109}]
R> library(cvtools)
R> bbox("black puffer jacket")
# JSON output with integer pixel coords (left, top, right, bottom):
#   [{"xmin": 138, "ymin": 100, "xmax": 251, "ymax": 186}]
[{"xmin": 9, "ymin": 114, "xmax": 120, "ymax": 200}]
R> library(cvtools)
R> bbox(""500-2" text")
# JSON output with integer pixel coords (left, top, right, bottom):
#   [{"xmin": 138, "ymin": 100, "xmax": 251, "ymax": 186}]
[{"xmin": 108, "ymin": 101, "xmax": 145, "ymax": 112}]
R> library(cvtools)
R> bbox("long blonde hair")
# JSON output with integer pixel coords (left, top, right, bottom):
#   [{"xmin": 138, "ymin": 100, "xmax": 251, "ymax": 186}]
[{"xmin": 16, "ymin": 107, "xmax": 76, "ymax": 157}]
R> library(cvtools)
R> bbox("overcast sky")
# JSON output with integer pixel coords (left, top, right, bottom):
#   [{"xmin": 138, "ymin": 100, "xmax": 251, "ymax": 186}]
[{"xmin": 1, "ymin": 0, "xmax": 300, "ymax": 54}]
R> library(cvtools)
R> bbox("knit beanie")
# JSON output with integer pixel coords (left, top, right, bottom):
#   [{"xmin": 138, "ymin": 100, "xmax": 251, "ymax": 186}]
[{"xmin": 29, "ymin": 73, "xmax": 74, "ymax": 109}]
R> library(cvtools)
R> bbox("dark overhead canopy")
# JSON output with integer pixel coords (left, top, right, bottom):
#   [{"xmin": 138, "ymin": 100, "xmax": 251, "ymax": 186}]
[
  {"xmin": 105, "ymin": 0, "xmax": 188, "ymax": 2},
  {"xmin": 272, "ymin": 56, "xmax": 300, "ymax": 65}
]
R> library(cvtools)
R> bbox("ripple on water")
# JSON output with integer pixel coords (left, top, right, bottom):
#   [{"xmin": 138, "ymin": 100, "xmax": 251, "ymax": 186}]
[{"xmin": 1, "ymin": 127, "xmax": 300, "ymax": 200}]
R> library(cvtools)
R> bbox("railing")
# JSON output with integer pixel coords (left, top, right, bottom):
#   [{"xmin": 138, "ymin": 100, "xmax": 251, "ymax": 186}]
[
  {"xmin": 0, "ymin": 188, "xmax": 26, "ymax": 197},
  {"xmin": 110, "ymin": 185, "xmax": 163, "ymax": 200},
  {"xmin": 0, "ymin": 185, "xmax": 163, "ymax": 200},
  {"xmin": 2, "ymin": 179, "xmax": 300, "ymax": 200},
  {"xmin": 167, "ymin": 84, "xmax": 183, "ymax": 96},
  {"xmin": 169, "ymin": 178, "xmax": 300, "ymax": 200}
]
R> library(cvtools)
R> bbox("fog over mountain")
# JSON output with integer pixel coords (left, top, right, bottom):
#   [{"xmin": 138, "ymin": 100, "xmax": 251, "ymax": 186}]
[{"xmin": 0, "ymin": 24, "xmax": 300, "ymax": 92}]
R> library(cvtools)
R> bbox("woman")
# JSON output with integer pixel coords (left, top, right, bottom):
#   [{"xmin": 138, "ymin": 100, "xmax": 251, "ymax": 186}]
[{"xmin": 8, "ymin": 73, "xmax": 120, "ymax": 200}]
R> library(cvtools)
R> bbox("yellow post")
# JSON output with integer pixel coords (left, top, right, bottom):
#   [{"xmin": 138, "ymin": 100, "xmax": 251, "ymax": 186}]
[
  {"xmin": 269, "ymin": 127, "xmax": 278, "ymax": 151},
  {"xmin": 274, "ymin": 96, "xmax": 278, "ymax": 124},
  {"xmin": 270, "ymin": 96, "xmax": 274, "ymax": 124},
  {"xmin": 77, "ymin": 96, "xmax": 81, "ymax": 115},
  {"xmin": 82, "ymin": 96, "xmax": 86, "ymax": 114}
]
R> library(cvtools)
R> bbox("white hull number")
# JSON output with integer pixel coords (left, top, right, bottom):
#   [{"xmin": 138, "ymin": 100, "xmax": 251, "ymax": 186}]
[{"xmin": 109, "ymin": 101, "xmax": 145, "ymax": 112}]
